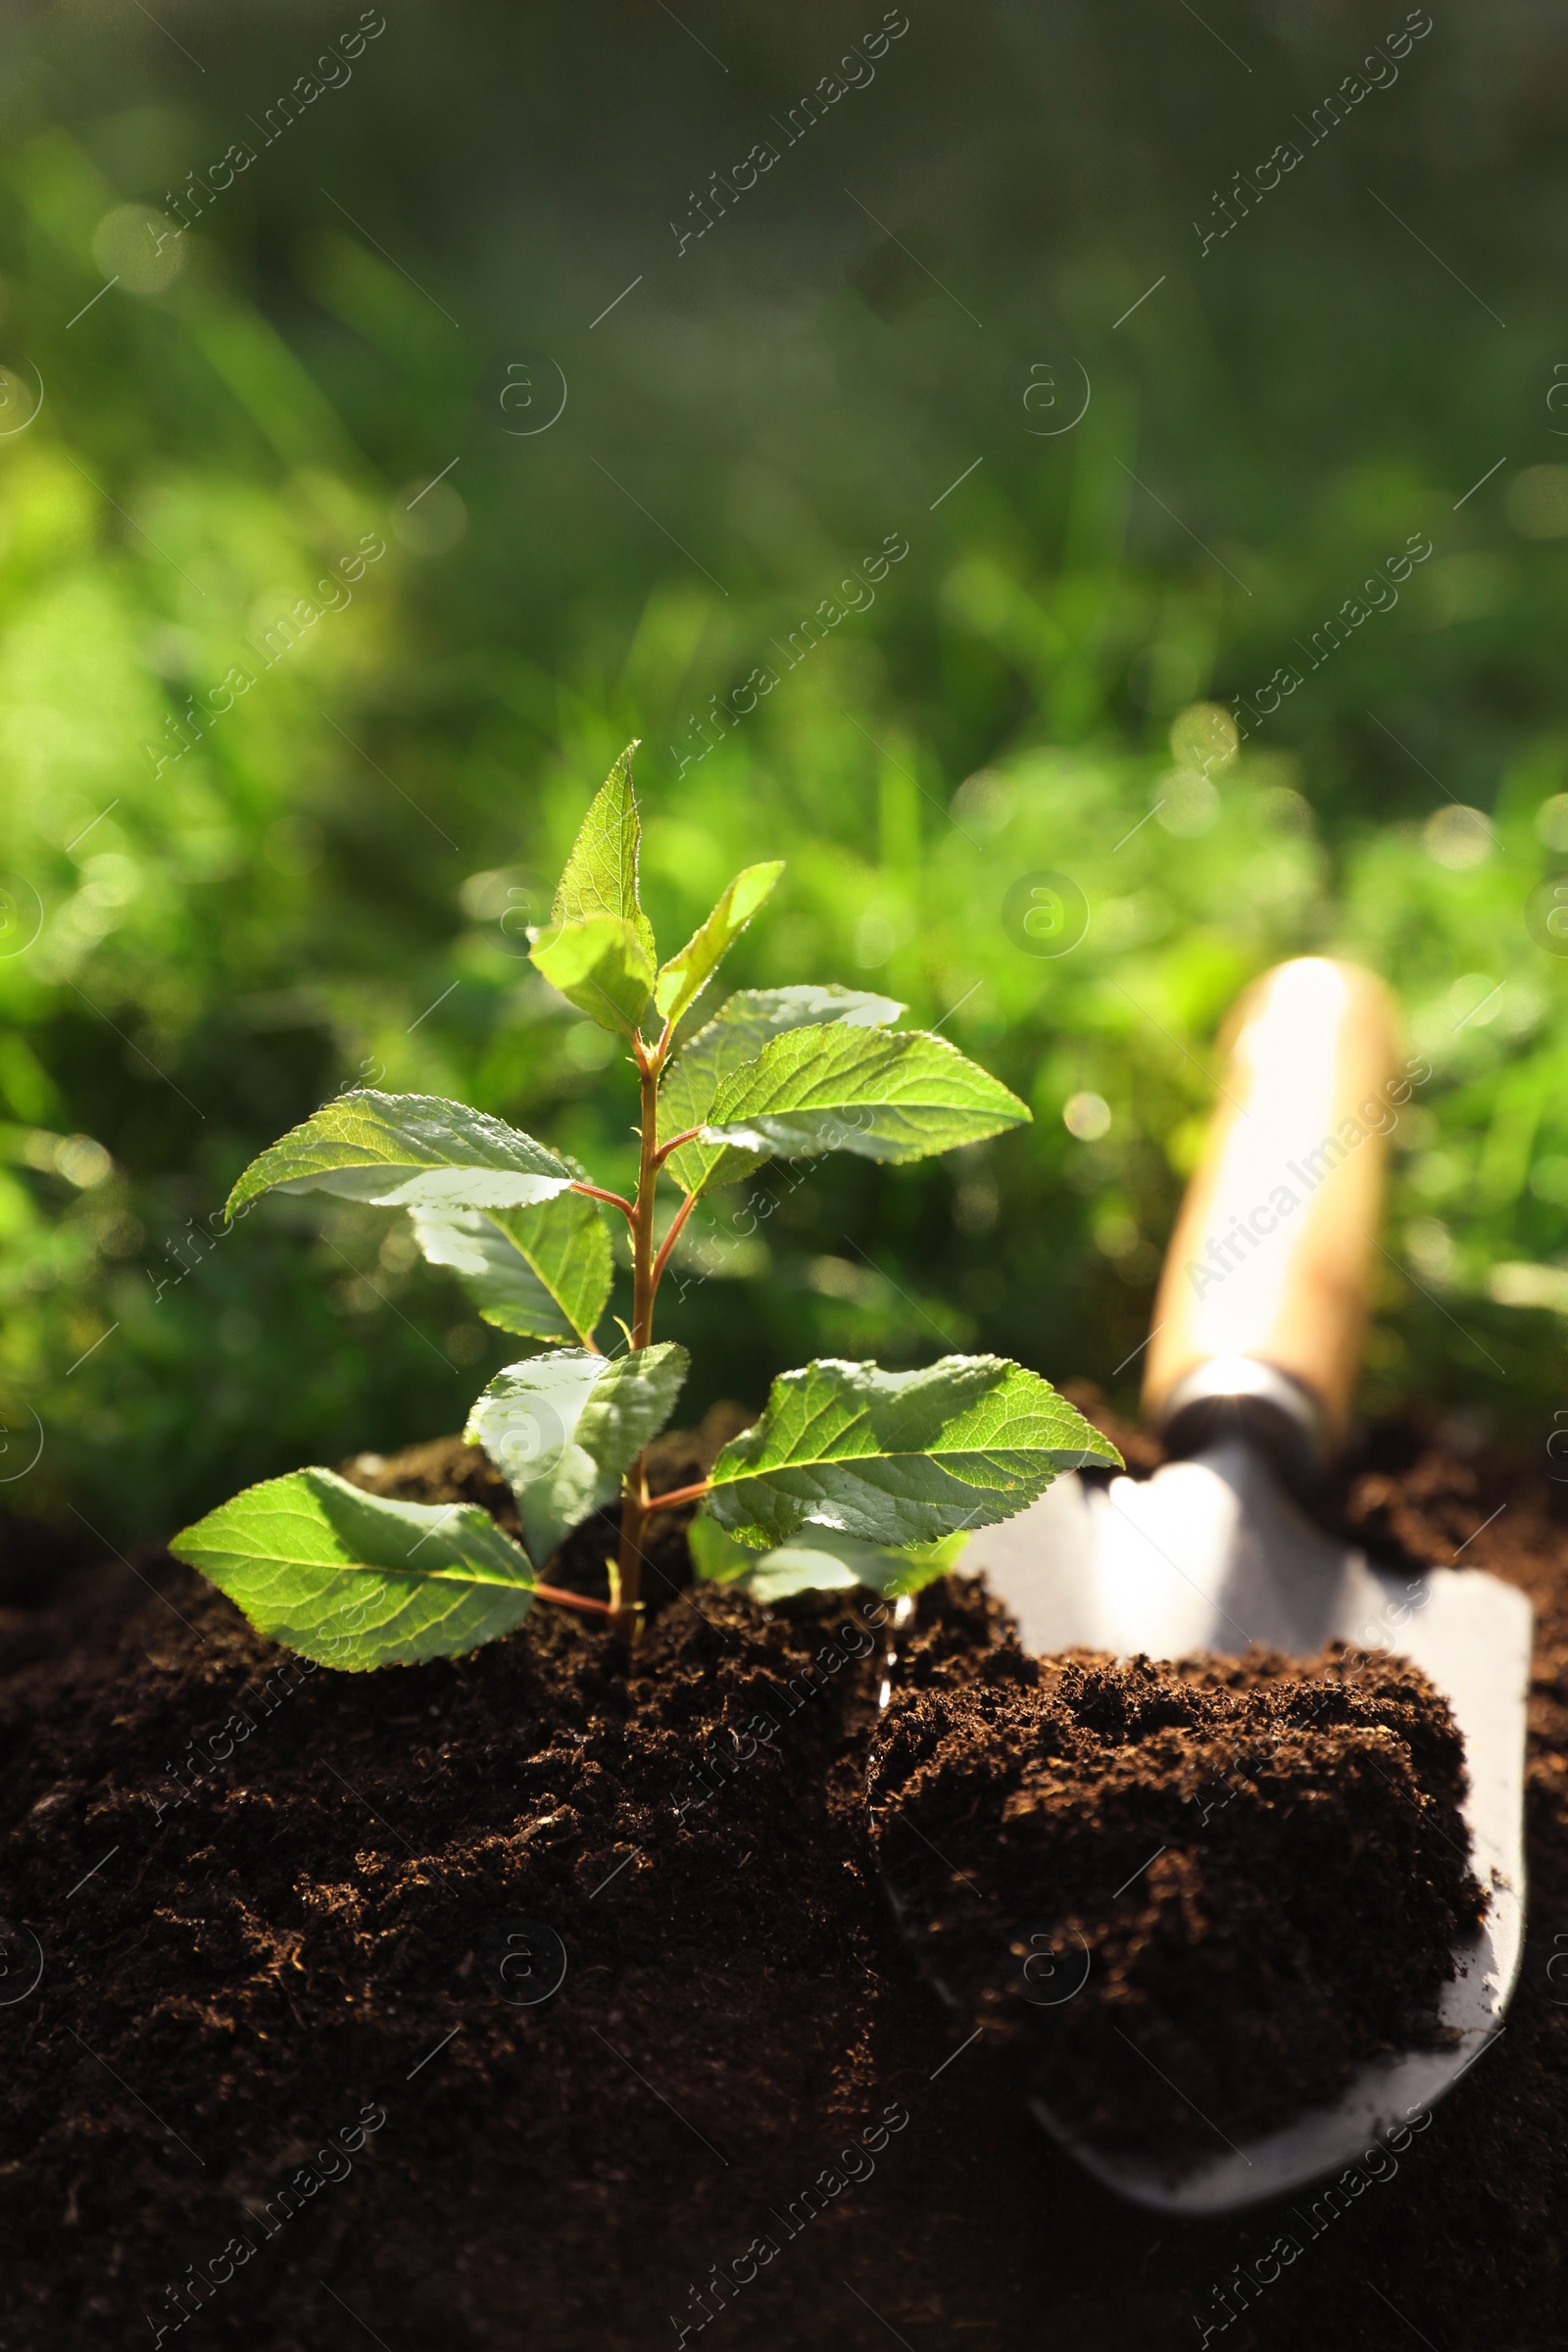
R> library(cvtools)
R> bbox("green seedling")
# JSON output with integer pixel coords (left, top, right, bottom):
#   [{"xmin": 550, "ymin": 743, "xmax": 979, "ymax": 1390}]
[{"xmin": 171, "ymin": 743, "xmax": 1120, "ymax": 1667}]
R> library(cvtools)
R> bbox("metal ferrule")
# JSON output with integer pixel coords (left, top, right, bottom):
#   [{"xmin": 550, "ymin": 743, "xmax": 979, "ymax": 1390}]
[{"xmin": 1157, "ymin": 1355, "xmax": 1332, "ymax": 1494}]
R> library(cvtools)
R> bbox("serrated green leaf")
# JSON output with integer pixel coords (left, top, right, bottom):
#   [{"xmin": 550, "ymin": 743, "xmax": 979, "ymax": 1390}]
[
  {"xmin": 549, "ymin": 741, "xmax": 656, "ymax": 967},
  {"xmin": 466, "ymin": 1343, "xmax": 689, "ymax": 1567},
  {"xmin": 702, "ymin": 1026, "xmax": 1031, "ymax": 1166},
  {"xmin": 654, "ymin": 861, "xmax": 784, "ymax": 1028},
  {"xmin": 705, "ymin": 1354, "xmax": 1120, "ymax": 1549},
  {"xmin": 747, "ymin": 1540, "xmax": 873, "ymax": 1601},
  {"xmin": 689, "ymin": 1517, "xmax": 969, "ymax": 1603},
  {"xmin": 661, "ymin": 985, "xmax": 905, "ymax": 1198},
  {"xmin": 686, "ymin": 1512, "xmax": 766, "ymax": 1585},
  {"xmin": 225, "ymin": 1091, "xmax": 574, "ymax": 1218},
  {"xmin": 169, "ymin": 1467, "xmax": 537, "ymax": 1671},
  {"xmin": 529, "ymin": 910, "xmax": 655, "ymax": 1034},
  {"xmin": 410, "ymin": 1190, "xmax": 612, "ymax": 1346},
  {"xmin": 754, "ymin": 1526, "xmax": 973, "ymax": 1602}
]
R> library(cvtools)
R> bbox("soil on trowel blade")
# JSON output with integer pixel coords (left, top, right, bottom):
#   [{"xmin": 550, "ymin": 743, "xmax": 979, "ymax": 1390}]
[{"xmin": 867, "ymin": 1638, "xmax": 1485, "ymax": 2173}]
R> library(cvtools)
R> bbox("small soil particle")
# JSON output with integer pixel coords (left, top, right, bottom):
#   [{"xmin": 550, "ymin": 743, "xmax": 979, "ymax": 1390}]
[{"xmin": 867, "ymin": 1641, "xmax": 1485, "ymax": 2173}]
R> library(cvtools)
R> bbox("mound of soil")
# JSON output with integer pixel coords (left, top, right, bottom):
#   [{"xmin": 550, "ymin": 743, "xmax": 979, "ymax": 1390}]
[
  {"xmin": 0, "ymin": 1402, "xmax": 1565, "ymax": 2349},
  {"xmin": 868, "ymin": 1642, "xmax": 1485, "ymax": 2172}
]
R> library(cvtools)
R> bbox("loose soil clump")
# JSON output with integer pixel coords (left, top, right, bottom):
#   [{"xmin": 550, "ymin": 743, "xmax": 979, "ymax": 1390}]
[
  {"xmin": 867, "ymin": 1641, "xmax": 1485, "ymax": 2172},
  {"xmin": 0, "ymin": 1404, "xmax": 1565, "ymax": 2349}
]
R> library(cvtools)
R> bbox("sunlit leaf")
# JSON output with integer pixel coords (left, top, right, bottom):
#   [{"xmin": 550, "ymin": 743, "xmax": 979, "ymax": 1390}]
[
  {"xmin": 662, "ymin": 985, "xmax": 904, "ymax": 1197},
  {"xmin": 169, "ymin": 1468, "xmax": 537, "ymax": 1670},
  {"xmin": 466, "ymin": 1342, "xmax": 688, "ymax": 1567},
  {"xmin": 410, "ymin": 1190, "xmax": 612, "ymax": 1346},
  {"xmin": 654, "ymin": 861, "xmax": 784, "ymax": 1028},
  {"xmin": 702, "ymin": 1025, "xmax": 1031, "ymax": 1166},
  {"xmin": 688, "ymin": 1515, "xmax": 970, "ymax": 1602},
  {"xmin": 704, "ymin": 1354, "xmax": 1120, "ymax": 1549},
  {"xmin": 225, "ymin": 1090, "xmax": 573, "ymax": 1217},
  {"xmin": 529, "ymin": 910, "xmax": 655, "ymax": 1033},
  {"xmin": 548, "ymin": 740, "xmax": 656, "ymax": 966}
]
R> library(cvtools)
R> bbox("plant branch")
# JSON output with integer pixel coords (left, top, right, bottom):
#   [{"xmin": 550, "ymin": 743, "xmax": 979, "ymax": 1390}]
[
  {"xmin": 568, "ymin": 1180, "xmax": 636, "ymax": 1228},
  {"xmin": 642, "ymin": 1478, "xmax": 710, "ymax": 1516},
  {"xmin": 648, "ymin": 1187, "xmax": 700, "ymax": 1303},
  {"xmin": 651, "ymin": 1127, "xmax": 704, "ymax": 1168},
  {"xmin": 532, "ymin": 1581, "xmax": 613, "ymax": 1617},
  {"xmin": 612, "ymin": 1039, "xmax": 664, "ymax": 1639},
  {"xmin": 629, "ymin": 1057, "xmax": 661, "ymax": 1350}
]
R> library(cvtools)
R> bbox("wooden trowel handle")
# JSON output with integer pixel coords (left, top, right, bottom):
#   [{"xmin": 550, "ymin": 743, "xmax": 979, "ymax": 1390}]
[{"xmin": 1142, "ymin": 957, "xmax": 1403, "ymax": 1473}]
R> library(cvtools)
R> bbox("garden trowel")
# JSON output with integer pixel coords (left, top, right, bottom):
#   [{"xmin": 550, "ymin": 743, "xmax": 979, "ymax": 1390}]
[{"xmin": 960, "ymin": 956, "xmax": 1531, "ymax": 2216}]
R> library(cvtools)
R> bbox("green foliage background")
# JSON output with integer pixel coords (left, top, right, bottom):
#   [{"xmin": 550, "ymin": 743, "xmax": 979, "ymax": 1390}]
[{"xmin": 1, "ymin": 0, "xmax": 1565, "ymax": 1540}]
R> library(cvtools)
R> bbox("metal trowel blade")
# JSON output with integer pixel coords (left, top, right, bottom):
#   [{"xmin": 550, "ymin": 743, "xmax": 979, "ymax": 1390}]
[{"xmin": 959, "ymin": 1440, "xmax": 1531, "ymax": 2216}]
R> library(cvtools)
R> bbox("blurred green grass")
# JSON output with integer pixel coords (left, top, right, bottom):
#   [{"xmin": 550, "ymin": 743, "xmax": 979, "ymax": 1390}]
[{"xmin": 2, "ymin": 2, "xmax": 1567, "ymax": 1539}]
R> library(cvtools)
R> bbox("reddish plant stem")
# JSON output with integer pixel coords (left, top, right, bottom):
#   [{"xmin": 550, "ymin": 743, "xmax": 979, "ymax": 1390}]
[
  {"xmin": 568, "ymin": 1180, "xmax": 636, "ymax": 1228},
  {"xmin": 532, "ymin": 1581, "xmax": 613, "ymax": 1617},
  {"xmin": 612, "ymin": 1038, "xmax": 665, "ymax": 1639},
  {"xmin": 650, "ymin": 1126, "xmax": 704, "ymax": 1168},
  {"xmin": 629, "ymin": 1043, "xmax": 661, "ymax": 1348},
  {"xmin": 642, "ymin": 1478, "xmax": 710, "ymax": 1517},
  {"xmin": 648, "ymin": 1188, "xmax": 699, "ymax": 1304}
]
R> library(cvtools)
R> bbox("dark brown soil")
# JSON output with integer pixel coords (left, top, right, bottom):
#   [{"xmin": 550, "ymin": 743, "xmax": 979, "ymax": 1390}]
[
  {"xmin": 0, "ymin": 1402, "xmax": 1565, "ymax": 2349},
  {"xmin": 868, "ymin": 1641, "xmax": 1485, "ymax": 2172}
]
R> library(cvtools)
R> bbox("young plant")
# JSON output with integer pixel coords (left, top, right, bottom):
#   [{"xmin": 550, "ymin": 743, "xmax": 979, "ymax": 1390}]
[{"xmin": 171, "ymin": 743, "xmax": 1120, "ymax": 1666}]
